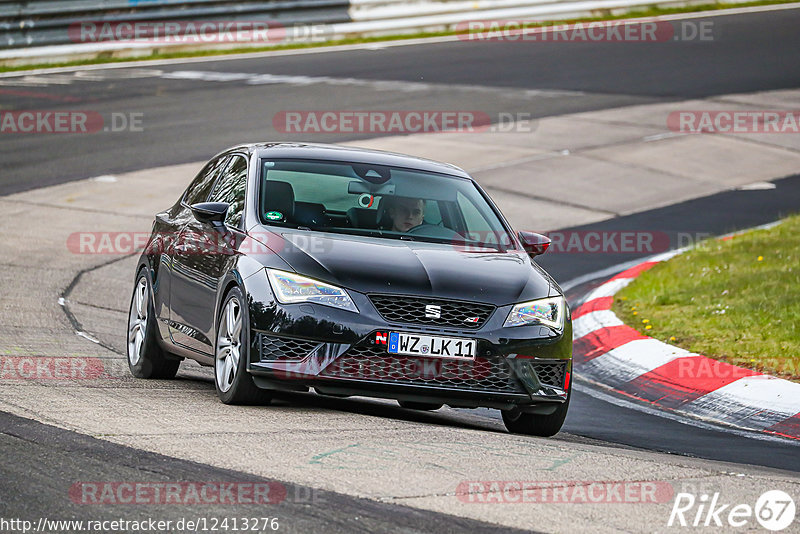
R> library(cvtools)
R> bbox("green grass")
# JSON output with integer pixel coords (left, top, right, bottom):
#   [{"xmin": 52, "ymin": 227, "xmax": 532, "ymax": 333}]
[
  {"xmin": 0, "ymin": 0, "xmax": 797, "ymax": 73},
  {"xmin": 613, "ymin": 214, "xmax": 800, "ymax": 381}
]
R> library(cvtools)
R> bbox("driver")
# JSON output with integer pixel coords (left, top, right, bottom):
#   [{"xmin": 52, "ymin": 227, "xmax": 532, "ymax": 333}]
[{"xmin": 387, "ymin": 197, "xmax": 425, "ymax": 232}]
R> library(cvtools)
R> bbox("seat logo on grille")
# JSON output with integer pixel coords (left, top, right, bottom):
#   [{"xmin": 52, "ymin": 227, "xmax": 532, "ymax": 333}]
[{"xmin": 425, "ymin": 304, "xmax": 441, "ymax": 319}]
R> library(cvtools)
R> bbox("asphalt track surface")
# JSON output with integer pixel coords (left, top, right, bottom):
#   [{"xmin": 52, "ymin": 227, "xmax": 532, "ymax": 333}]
[
  {"xmin": 1, "ymin": 6, "xmax": 799, "ymax": 531},
  {"xmin": 1, "ymin": 7, "xmax": 800, "ymax": 194},
  {"xmin": 0, "ymin": 411, "xmax": 531, "ymax": 533}
]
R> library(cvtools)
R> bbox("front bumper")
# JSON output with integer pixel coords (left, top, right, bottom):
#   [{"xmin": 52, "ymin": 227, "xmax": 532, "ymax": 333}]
[{"xmin": 243, "ymin": 274, "xmax": 572, "ymax": 410}]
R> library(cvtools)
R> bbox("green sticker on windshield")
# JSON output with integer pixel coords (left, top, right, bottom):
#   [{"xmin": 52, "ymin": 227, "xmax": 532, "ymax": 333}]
[{"xmin": 265, "ymin": 211, "xmax": 284, "ymax": 221}]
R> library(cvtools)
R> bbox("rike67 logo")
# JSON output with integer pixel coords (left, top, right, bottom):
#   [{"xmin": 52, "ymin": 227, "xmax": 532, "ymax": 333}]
[{"xmin": 668, "ymin": 490, "xmax": 795, "ymax": 531}]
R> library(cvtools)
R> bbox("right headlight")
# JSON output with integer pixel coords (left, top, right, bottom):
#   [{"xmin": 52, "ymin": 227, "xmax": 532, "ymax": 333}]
[{"xmin": 503, "ymin": 296, "xmax": 565, "ymax": 331}]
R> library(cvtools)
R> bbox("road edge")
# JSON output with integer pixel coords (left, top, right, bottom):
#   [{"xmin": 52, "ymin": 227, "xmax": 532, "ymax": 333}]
[
  {"xmin": 2, "ymin": 1, "xmax": 800, "ymax": 70},
  {"xmin": 570, "ymin": 224, "xmax": 800, "ymax": 441}
]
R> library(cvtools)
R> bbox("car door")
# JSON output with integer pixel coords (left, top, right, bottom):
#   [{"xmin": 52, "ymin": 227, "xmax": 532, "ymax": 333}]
[
  {"xmin": 155, "ymin": 154, "xmax": 231, "ymax": 340},
  {"xmin": 169, "ymin": 154, "xmax": 248, "ymax": 355}
]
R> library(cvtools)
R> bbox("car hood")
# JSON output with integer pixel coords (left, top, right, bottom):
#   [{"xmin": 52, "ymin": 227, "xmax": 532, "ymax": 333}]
[{"xmin": 258, "ymin": 229, "xmax": 555, "ymax": 306}]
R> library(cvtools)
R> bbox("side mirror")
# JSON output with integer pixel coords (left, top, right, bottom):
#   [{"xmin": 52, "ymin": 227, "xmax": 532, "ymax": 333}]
[
  {"xmin": 191, "ymin": 202, "xmax": 229, "ymax": 226},
  {"xmin": 518, "ymin": 231, "xmax": 551, "ymax": 257}
]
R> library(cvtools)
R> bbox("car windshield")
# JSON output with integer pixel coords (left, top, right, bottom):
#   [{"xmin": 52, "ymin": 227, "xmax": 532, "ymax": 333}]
[{"xmin": 258, "ymin": 159, "xmax": 514, "ymax": 249}]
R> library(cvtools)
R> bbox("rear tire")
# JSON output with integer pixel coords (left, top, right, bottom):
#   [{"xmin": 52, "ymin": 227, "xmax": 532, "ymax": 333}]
[
  {"xmin": 127, "ymin": 271, "xmax": 180, "ymax": 379},
  {"xmin": 398, "ymin": 400, "xmax": 443, "ymax": 411},
  {"xmin": 214, "ymin": 287, "xmax": 272, "ymax": 405},
  {"xmin": 502, "ymin": 390, "xmax": 570, "ymax": 437}
]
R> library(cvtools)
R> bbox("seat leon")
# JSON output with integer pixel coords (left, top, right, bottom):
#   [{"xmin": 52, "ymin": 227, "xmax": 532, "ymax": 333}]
[{"xmin": 127, "ymin": 143, "xmax": 573, "ymax": 436}]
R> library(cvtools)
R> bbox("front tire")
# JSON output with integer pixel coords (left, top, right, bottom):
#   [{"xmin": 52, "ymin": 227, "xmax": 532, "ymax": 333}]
[
  {"xmin": 502, "ymin": 391, "xmax": 570, "ymax": 437},
  {"xmin": 127, "ymin": 271, "xmax": 180, "ymax": 379},
  {"xmin": 214, "ymin": 287, "xmax": 271, "ymax": 405}
]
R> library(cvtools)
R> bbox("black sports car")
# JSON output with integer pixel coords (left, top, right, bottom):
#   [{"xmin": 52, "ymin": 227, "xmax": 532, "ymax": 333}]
[{"xmin": 127, "ymin": 143, "xmax": 573, "ymax": 436}]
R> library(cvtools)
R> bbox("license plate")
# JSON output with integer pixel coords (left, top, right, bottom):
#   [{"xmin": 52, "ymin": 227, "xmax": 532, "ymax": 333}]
[{"xmin": 387, "ymin": 332, "xmax": 476, "ymax": 359}]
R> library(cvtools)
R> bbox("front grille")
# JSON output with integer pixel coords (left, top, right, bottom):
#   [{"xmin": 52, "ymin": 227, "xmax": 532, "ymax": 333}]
[
  {"xmin": 259, "ymin": 333, "xmax": 321, "ymax": 362},
  {"xmin": 320, "ymin": 343, "xmax": 525, "ymax": 393},
  {"xmin": 530, "ymin": 362, "xmax": 568, "ymax": 388},
  {"xmin": 369, "ymin": 295, "xmax": 495, "ymax": 329}
]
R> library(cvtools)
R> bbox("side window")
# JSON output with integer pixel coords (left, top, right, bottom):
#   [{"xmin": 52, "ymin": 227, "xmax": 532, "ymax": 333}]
[
  {"xmin": 209, "ymin": 155, "xmax": 248, "ymax": 228},
  {"xmin": 184, "ymin": 156, "xmax": 230, "ymax": 205}
]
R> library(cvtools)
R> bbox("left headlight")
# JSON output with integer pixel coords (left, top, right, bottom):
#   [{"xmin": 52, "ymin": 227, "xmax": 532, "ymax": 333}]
[
  {"xmin": 504, "ymin": 296, "xmax": 565, "ymax": 330},
  {"xmin": 266, "ymin": 269, "xmax": 359, "ymax": 313}
]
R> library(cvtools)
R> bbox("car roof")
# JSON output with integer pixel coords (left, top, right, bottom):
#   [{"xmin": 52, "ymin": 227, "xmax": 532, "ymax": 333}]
[{"xmin": 231, "ymin": 142, "xmax": 471, "ymax": 179}]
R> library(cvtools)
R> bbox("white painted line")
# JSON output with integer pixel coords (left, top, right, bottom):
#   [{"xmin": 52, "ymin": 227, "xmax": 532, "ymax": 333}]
[
  {"xmin": 76, "ymin": 331, "xmax": 100, "ymax": 344},
  {"xmin": 572, "ymin": 310, "xmax": 624, "ymax": 340},
  {"xmin": 737, "ymin": 181, "xmax": 777, "ymax": 190},
  {"xmin": 0, "ymin": 75, "xmax": 77, "ymax": 87},
  {"xmin": 643, "ymin": 132, "xmax": 686, "ymax": 142},
  {"xmin": 90, "ymin": 175, "xmax": 118, "ymax": 183},
  {"xmin": 560, "ymin": 257, "xmax": 647, "ymax": 293},
  {"xmin": 160, "ymin": 69, "xmax": 583, "ymax": 97},
  {"xmin": 73, "ymin": 69, "xmax": 164, "ymax": 80},
  {"xmin": 647, "ymin": 249, "xmax": 687, "ymax": 263},
  {"xmin": 162, "ymin": 71, "xmax": 254, "ymax": 83}
]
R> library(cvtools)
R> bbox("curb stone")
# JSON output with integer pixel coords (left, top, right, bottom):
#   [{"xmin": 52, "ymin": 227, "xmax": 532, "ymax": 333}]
[{"xmin": 571, "ymin": 225, "xmax": 800, "ymax": 441}]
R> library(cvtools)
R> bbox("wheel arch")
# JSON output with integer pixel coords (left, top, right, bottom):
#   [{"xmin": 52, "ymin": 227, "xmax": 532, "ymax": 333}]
[
  {"xmin": 214, "ymin": 270, "xmax": 246, "ymax": 333},
  {"xmin": 133, "ymin": 259, "xmax": 157, "ymax": 309}
]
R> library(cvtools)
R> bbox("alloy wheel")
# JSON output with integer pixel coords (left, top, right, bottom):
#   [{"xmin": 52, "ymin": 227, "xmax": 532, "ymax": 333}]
[
  {"xmin": 216, "ymin": 297, "xmax": 243, "ymax": 393},
  {"xmin": 127, "ymin": 277, "xmax": 148, "ymax": 366}
]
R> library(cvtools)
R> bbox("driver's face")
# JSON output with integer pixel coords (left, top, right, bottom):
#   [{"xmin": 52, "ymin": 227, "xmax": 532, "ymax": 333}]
[{"xmin": 390, "ymin": 199, "xmax": 424, "ymax": 232}]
